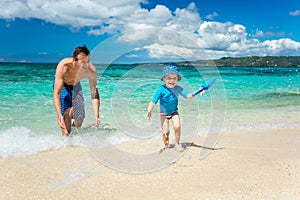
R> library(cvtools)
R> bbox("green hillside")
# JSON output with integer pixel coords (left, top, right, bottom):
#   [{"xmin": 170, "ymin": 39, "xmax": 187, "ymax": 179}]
[{"xmin": 177, "ymin": 56, "xmax": 300, "ymax": 67}]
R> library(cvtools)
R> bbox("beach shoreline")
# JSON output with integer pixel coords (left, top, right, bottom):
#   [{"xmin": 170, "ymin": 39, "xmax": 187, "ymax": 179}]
[{"xmin": 1, "ymin": 127, "xmax": 299, "ymax": 199}]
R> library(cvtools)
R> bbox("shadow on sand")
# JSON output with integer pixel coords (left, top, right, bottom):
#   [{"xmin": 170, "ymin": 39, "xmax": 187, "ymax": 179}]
[{"xmin": 159, "ymin": 142, "xmax": 225, "ymax": 154}]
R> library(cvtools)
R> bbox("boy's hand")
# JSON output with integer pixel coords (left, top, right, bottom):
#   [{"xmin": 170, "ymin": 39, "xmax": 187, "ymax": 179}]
[
  {"xmin": 147, "ymin": 111, "xmax": 152, "ymax": 120},
  {"xmin": 199, "ymin": 89, "xmax": 206, "ymax": 96}
]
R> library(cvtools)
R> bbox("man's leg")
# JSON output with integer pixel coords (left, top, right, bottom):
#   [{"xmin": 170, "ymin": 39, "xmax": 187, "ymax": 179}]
[
  {"xmin": 72, "ymin": 82, "xmax": 85, "ymax": 127},
  {"xmin": 63, "ymin": 107, "xmax": 73, "ymax": 136},
  {"xmin": 73, "ymin": 119, "xmax": 84, "ymax": 127},
  {"xmin": 60, "ymin": 85, "xmax": 73, "ymax": 136}
]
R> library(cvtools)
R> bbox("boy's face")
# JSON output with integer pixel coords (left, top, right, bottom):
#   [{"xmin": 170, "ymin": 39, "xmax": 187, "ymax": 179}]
[{"xmin": 164, "ymin": 74, "xmax": 178, "ymax": 88}]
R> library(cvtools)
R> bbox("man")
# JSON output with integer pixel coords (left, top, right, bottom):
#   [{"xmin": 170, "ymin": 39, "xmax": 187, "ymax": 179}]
[{"xmin": 53, "ymin": 45, "xmax": 100, "ymax": 136}]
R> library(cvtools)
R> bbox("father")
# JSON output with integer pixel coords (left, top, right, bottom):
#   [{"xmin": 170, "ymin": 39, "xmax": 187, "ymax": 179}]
[{"xmin": 53, "ymin": 45, "xmax": 100, "ymax": 136}]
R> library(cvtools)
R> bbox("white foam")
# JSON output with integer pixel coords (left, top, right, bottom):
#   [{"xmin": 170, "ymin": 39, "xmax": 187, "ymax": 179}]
[
  {"xmin": 2, "ymin": 121, "xmax": 298, "ymax": 159},
  {"xmin": 0, "ymin": 126, "xmax": 132, "ymax": 159},
  {"xmin": 0, "ymin": 126, "xmax": 83, "ymax": 158}
]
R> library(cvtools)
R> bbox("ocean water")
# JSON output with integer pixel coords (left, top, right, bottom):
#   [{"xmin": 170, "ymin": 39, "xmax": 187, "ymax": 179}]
[{"xmin": 0, "ymin": 62, "xmax": 300, "ymax": 158}]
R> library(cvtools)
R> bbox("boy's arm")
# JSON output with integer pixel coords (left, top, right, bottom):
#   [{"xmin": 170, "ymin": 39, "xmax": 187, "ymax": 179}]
[
  {"xmin": 147, "ymin": 87, "xmax": 161, "ymax": 119},
  {"xmin": 179, "ymin": 86, "xmax": 205, "ymax": 99},
  {"xmin": 186, "ymin": 89, "xmax": 205, "ymax": 99},
  {"xmin": 147, "ymin": 102, "xmax": 156, "ymax": 120}
]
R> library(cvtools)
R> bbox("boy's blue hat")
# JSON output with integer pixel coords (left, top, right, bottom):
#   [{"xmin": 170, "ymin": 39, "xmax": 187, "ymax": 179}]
[{"xmin": 161, "ymin": 64, "xmax": 182, "ymax": 81}]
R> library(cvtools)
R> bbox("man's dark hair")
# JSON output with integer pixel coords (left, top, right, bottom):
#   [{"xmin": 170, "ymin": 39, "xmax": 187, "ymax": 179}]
[{"xmin": 72, "ymin": 45, "xmax": 90, "ymax": 61}]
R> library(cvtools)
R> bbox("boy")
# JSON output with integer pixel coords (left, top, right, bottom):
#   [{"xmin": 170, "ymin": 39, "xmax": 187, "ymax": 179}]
[{"xmin": 147, "ymin": 65, "xmax": 204, "ymax": 152}]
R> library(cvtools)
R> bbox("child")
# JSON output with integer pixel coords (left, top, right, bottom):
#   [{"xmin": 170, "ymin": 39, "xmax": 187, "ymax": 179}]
[{"xmin": 147, "ymin": 64, "xmax": 204, "ymax": 152}]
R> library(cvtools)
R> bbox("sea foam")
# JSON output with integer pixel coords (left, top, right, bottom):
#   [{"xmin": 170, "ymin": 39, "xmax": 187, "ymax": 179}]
[
  {"xmin": 0, "ymin": 126, "xmax": 132, "ymax": 159},
  {"xmin": 0, "ymin": 126, "xmax": 83, "ymax": 158}
]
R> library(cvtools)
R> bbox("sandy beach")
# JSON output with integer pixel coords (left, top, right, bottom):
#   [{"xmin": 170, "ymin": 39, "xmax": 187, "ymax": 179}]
[{"xmin": 0, "ymin": 128, "xmax": 299, "ymax": 200}]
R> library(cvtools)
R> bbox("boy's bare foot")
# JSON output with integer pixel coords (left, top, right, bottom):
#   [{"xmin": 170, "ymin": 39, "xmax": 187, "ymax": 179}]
[{"xmin": 175, "ymin": 143, "xmax": 185, "ymax": 152}]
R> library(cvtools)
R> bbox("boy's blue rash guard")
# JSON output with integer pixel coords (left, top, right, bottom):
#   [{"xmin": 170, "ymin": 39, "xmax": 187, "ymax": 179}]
[{"xmin": 151, "ymin": 85, "xmax": 188, "ymax": 115}]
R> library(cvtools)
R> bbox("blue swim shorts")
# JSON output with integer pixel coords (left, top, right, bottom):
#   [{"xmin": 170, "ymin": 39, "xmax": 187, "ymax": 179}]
[{"xmin": 53, "ymin": 79, "xmax": 85, "ymax": 118}]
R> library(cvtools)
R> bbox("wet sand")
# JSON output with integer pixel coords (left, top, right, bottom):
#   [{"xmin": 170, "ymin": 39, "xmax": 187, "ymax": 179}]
[{"xmin": 0, "ymin": 128, "xmax": 299, "ymax": 199}]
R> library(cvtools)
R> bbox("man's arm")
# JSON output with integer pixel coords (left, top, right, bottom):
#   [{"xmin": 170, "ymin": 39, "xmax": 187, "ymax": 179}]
[
  {"xmin": 89, "ymin": 65, "xmax": 100, "ymax": 127},
  {"xmin": 53, "ymin": 64, "xmax": 67, "ymax": 132}
]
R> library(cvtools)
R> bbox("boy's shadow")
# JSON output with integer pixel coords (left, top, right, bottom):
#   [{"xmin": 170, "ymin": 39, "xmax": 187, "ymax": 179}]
[
  {"xmin": 182, "ymin": 142, "xmax": 225, "ymax": 150},
  {"xmin": 167, "ymin": 142, "xmax": 225, "ymax": 151}
]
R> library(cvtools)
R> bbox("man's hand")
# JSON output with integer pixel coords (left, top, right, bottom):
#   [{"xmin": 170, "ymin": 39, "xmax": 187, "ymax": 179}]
[
  {"xmin": 58, "ymin": 115, "xmax": 69, "ymax": 136},
  {"xmin": 93, "ymin": 117, "xmax": 100, "ymax": 128}
]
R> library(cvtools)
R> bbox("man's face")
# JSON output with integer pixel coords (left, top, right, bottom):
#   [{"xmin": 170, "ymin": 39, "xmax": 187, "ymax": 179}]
[{"xmin": 76, "ymin": 53, "xmax": 90, "ymax": 68}]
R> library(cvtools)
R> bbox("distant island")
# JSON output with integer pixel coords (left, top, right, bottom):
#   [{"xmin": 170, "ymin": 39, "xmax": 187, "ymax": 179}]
[
  {"xmin": 175, "ymin": 56, "xmax": 300, "ymax": 67},
  {"xmin": 0, "ymin": 56, "xmax": 300, "ymax": 67}
]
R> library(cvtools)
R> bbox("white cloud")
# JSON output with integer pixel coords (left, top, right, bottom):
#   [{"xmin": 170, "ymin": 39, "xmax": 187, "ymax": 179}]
[
  {"xmin": 262, "ymin": 38, "xmax": 300, "ymax": 55},
  {"xmin": 196, "ymin": 21, "xmax": 247, "ymax": 50},
  {"xmin": 143, "ymin": 43, "xmax": 195, "ymax": 59},
  {"xmin": 205, "ymin": 12, "xmax": 219, "ymax": 20},
  {"xmin": 253, "ymin": 30, "xmax": 264, "ymax": 37},
  {"xmin": 121, "ymin": 5, "xmax": 173, "ymax": 32},
  {"xmin": 89, "ymin": 2, "xmax": 201, "ymax": 40},
  {"xmin": 171, "ymin": 2, "xmax": 201, "ymax": 33},
  {"xmin": 38, "ymin": 52, "xmax": 48, "ymax": 55},
  {"xmin": 0, "ymin": 0, "xmax": 144, "ymax": 28},
  {"xmin": 0, "ymin": 1, "xmax": 30, "ymax": 19},
  {"xmin": 191, "ymin": 21, "xmax": 300, "ymax": 58},
  {"xmin": 289, "ymin": 10, "xmax": 300, "ymax": 16},
  {"xmin": 1, "ymin": 0, "xmax": 300, "ymax": 60}
]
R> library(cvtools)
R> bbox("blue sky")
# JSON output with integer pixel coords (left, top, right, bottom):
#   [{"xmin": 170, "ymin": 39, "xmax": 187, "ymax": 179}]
[{"xmin": 0, "ymin": 0, "xmax": 299, "ymax": 64}]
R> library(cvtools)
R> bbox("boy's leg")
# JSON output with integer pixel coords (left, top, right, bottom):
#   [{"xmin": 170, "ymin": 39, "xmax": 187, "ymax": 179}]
[
  {"xmin": 171, "ymin": 115, "xmax": 181, "ymax": 144},
  {"xmin": 160, "ymin": 115, "xmax": 170, "ymax": 148},
  {"xmin": 172, "ymin": 115, "xmax": 185, "ymax": 152}
]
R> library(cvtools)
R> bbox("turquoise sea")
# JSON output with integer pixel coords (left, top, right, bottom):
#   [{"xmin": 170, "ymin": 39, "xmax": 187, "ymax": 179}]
[{"xmin": 0, "ymin": 62, "xmax": 300, "ymax": 158}]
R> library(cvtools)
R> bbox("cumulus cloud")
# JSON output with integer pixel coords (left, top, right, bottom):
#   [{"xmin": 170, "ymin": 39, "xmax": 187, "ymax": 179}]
[
  {"xmin": 143, "ymin": 43, "xmax": 195, "ymax": 59},
  {"xmin": 265, "ymin": 31, "xmax": 286, "ymax": 37},
  {"xmin": 253, "ymin": 30, "xmax": 264, "ymax": 38},
  {"xmin": 38, "ymin": 52, "xmax": 48, "ymax": 55},
  {"xmin": 88, "ymin": 2, "xmax": 201, "ymax": 40},
  {"xmin": 289, "ymin": 10, "xmax": 300, "ymax": 16},
  {"xmin": 194, "ymin": 21, "xmax": 300, "ymax": 58},
  {"xmin": 205, "ymin": 12, "xmax": 219, "ymax": 20},
  {"xmin": 197, "ymin": 21, "xmax": 247, "ymax": 50},
  {"xmin": 0, "ymin": 0, "xmax": 300, "ymax": 60},
  {"xmin": 262, "ymin": 38, "xmax": 300, "ymax": 55},
  {"xmin": 0, "ymin": 0, "xmax": 144, "ymax": 28}
]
